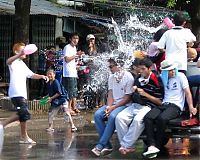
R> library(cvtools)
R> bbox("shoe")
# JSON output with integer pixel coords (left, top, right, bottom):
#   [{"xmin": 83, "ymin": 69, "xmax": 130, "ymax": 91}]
[
  {"xmin": 73, "ymin": 108, "xmax": 80, "ymax": 113},
  {"xmin": 143, "ymin": 146, "xmax": 160, "ymax": 156},
  {"xmin": 119, "ymin": 146, "xmax": 135, "ymax": 155},
  {"xmin": 91, "ymin": 147, "xmax": 101, "ymax": 156},
  {"xmin": 46, "ymin": 128, "xmax": 54, "ymax": 132},
  {"xmin": 101, "ymin": 148, "xmax": 113, "ymax": 156},
  {"xmin": 71, "ymin": 126, "xmax": 77, "ymax": 132},
  {"xmin": 19, "ymin": 138, "xmax": 36, "ymax": 144}
]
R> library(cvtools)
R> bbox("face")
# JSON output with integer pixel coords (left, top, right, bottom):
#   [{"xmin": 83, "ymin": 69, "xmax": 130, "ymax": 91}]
[
  {"xmin": 89, "ymin": 38, "xmax": 95, "ymax": 44},
  {"xmin": 47, "ymin": 71, "xmax": 55, "ymax": 81},
  {"xmin": 16, "ymin": 46, "xmax": 26, "ymax": 59},
  {"xmin": 108, "ymin": 63, "xmax": 117, "ymax": 74},
  {"xmin": 70, "ymin": 35, "xmax": 79, "ymax": 46},
  {"xmin": 131, "ymin": 65, "xmax": 140, "ymax": 75},
  {"xmin": 138, "ymin": 65, "xmax": 151, "ymax": 78},
  {"xmin": 168, "ymin": 68, "xmax": 176, "ymax": 78}
]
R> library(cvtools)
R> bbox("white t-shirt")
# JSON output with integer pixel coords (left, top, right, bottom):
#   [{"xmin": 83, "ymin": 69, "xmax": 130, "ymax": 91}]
[
  {"xmin": 108, "ymin": 71, "xmax": 134, "ymax": 105},
  {"xmin": 8, "ymin": 59, "xmax": 34, "ymax": 99},
  {"xmin": 158, "ymin": 27, "xmax": 196, "ymax": 71},
  {"xmin": 163, "ymin": 72, "xmax": 189, "ymax": 111},
  {"xmin": 63, "ymin": 44, "xmax": 78, "ymax": 78}
]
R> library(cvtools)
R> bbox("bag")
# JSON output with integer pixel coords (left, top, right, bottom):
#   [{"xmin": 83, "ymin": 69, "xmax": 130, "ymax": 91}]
[
  {"xmin": 51, "ymin": 83, "xmax": 69, "ymax": 107},
  {"xmin": 181, "ymin": 118, "xmax": 199, "ymax": 126},
  {"xmin": 132, "ymin": 92, "xmax": 145, "ymax": 105}
]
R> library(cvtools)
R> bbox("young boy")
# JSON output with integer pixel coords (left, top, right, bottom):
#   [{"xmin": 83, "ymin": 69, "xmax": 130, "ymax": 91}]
[{"xmin": 46, "ymin": 69, "xmax": 77, "ymax": 132}]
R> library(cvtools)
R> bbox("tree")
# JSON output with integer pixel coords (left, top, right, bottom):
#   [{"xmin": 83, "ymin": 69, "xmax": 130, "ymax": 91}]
[{"xmin": 14, "ymin": 0, "xmax": 31, "ymax": 43}]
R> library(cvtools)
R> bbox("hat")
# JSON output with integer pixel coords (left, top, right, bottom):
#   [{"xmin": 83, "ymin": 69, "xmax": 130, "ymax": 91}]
[
  {"xmin": 86, "ymin": 34, "xmax": 95, "ymax": 41},
  {"xmin": 160, "ymin": 59, "xmax": 178, "ymax": 70}
]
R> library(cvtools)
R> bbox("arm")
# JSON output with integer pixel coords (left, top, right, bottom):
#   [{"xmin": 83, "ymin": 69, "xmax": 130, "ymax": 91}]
[
  {"xmin": 184, "ymin": 87, "xmax": 197, "ymax": 116},
  {"xmin": 197, "ymin": 58, "xmax": 200, "ymax": 68},
  {"xmin": 48, "ymin": 93, "xmax": 61, "ymax": 102},
  {"xmin": 6, "ymin": 52, "xmax": 24, "ymax": 65},
  {"xmin": 64, "ymin": 55, "xmax": 76, "ymax": 63},
  {"xmin": 31, "ymin": 74, "xmax": 48, "ymax": 82},
  {"xmin": 107, "ymin": 90, "xmax": 114, "ymax": 106},
  {"xmin": 105, "ymin": 94, "xmax": 132, "ymax": 117}
]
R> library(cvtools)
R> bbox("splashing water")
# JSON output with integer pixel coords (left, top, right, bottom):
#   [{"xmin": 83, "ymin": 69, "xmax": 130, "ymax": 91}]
[{"xmin": 82, "ymin": 13, "xmax": 170, "ymax": 103}]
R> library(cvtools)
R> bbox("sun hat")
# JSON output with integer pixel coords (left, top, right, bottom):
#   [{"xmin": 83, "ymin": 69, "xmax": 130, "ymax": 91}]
[
  {"xmin": 86, "ymin": 34, "xmax": 95, "ymax": 41},
  {"xmin": 160, "ymin": 59, "xmax": 178, "ymax": 70}
]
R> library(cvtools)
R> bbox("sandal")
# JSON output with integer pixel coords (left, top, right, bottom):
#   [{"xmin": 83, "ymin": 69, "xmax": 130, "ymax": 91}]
[
  {"xmin": 19, "ymin": 138, "xmax": 36, "ymax": 144},
  {"xmin": 71, "ymin": 126, "xmax": 77, "ymax": 132}
]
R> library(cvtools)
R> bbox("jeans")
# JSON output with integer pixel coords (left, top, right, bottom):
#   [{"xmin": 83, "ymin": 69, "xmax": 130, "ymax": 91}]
[
  {"xmin": 115, "ymin": 103, "xmax": 151, "ymax": 148},
  {"xmin": 144, "ymin": 103, "xmax": 181, "ymax": 148},
  {"xmin": 94, "ymin": 105, "xmax": 127, "ymax": 150}
]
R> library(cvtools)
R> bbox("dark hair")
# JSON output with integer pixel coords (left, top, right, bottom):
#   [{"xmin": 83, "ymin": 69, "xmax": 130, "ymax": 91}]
[
  {"xmin": 131, "ymin": 58, "xmax": 141, "ymax": 67},
  {"xmin": 139, "ymin": 57, "xmax": 153, "ymax": 68},
  {"xmin": 108, "ymin": 58, "xmax": 118, "ymax": 66},
  {"xmin": 153, "ymin": 29, "xmax": 166, "ymax": 42},
  {"xmin": 69, "ymin": 32, "xmax": 79, "ymax": 39},
  {"xmin": 173, "ymin": 13, "xmax": 186, "ymax": 26}
]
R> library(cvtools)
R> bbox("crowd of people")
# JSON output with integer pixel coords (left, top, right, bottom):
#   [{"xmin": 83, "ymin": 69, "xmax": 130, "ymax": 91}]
[{"xmin": 0, "ymin": 13, "xmax": 199, "ymax": 159}]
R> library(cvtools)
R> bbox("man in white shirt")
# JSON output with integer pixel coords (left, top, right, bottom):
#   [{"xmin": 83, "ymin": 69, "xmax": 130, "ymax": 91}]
[
  {"xmin": 91, "ymin": 58, "xmax": 134, "ymax": 157},
  {"xmin": 1, "ymin": 43, "xmax": 48, "ymax": 144},
  {"xmin": 158, "ymin": 13, "xmax": 196, "ymax": 74},
  {"xmin": 62, "ymin": 33, "xmax": 83, "ymax": 115}
]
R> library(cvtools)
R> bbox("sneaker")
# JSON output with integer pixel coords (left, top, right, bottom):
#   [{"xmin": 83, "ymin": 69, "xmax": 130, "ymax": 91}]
[
  {"xmin": 19, "ymin": 138, "xmax": 36, "ymax": 144},
  {"xmin": 101, "ymin": 148, "xmax": 113, "ymax": 156},
  {"xmin": 143, "ymin": 146, "xmax": 160, "ymax": 156},
  {"xmin": 71, "ymin": 126, "xmax": 77, "ymax": 132},
  {"xmin": 91, "ymin": 147, "xmax": 101, "ymax": 156},
  {"xmin": 46, "ymin": 128, "xmax": 54, "ymax": 132},
  {"xmin": 0, "ymin": 124, "xmax": 4, "ymax": 153},
  {"xmin": 119, "ymin": 146, "xmax": 135, "ymax": 155}
]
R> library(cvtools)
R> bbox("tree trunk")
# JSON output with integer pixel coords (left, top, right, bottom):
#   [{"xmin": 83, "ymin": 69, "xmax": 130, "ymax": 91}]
[
  {"xmin": 189, "ymin": 0, "xmax": 200, "ymax": 43},
  {"xmin": 14, "ymin": 0, "xmax": 31, "ymax": 44}
]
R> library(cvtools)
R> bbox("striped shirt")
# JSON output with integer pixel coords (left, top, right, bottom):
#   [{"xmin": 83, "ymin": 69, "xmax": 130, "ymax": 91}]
[{"xmin": 133, "ymin": 72, "xmax": 164, "ymax": 108}]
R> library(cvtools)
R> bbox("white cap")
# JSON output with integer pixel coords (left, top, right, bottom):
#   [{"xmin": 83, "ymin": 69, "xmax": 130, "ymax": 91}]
[{"xmin": 86, "ymin": 34, "xmax": 95, "ymax": 41}]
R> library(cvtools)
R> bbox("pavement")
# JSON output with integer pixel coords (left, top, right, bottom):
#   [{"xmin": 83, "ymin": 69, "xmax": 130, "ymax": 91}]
[{"xmin": 0, "ymin": 109, "xmax": 199, "ymax": 160}]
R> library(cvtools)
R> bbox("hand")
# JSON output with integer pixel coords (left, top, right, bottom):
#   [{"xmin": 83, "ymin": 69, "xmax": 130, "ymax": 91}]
[
  {"xmin": 48, "ymin": 97, "xmax": 52, "ymax": 103},
  {"xmin": 104, "ymin": 105, "xmax": 116, "ymax": 118},
  {"xmin": 189, "ymin": 107, "xmax": 197, "ymax": 118},
  {"xmin": 137, "ymin": 88, "xmax": 146, "ymax": 96},
  {"xmin": 43, "ymin": 76, "xmax": 49, "ymax": 83},
  {"xmin": 132, "ymin": 86, "xmax": 137, "ymax": 92},
  {"xmin": 77, "ymin": 50, "xmax": 84, "ymax": 55}
]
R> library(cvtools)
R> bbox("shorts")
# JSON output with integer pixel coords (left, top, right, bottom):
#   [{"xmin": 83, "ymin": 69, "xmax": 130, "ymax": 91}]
[
  {"xmin": 62, "ymin": 77, "xmax": 78, "ymax": 99},
  {"xmin": 11, "ymin": 97, "xmax": 31, "ymax": 122}
]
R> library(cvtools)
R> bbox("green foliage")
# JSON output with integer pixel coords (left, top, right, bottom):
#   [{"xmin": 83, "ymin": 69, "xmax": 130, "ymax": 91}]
[{"xmin": 167, "ymin": 0, "xmax": 176, "ymax": 8}]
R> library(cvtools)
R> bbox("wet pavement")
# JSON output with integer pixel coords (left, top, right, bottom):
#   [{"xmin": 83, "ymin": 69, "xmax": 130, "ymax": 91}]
[{"xmin": 0, "ymin": 109, "xmax": 199, "ymax": 160}]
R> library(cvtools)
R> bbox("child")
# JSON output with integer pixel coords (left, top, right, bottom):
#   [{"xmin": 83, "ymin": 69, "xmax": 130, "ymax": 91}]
[{"xmin": 46, "ymin": 69, "xmax": 77, "ymax": 132}]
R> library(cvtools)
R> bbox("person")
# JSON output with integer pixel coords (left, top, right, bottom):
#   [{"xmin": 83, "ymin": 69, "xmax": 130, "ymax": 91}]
[
  {"xmin": 45, "ymin": 69, "xmax": 77, "ymax": 132},
  {"xmin": 91, "ymin": 58, "xmax": 134, "ymax": 157},
  {"xmin": 115, "ymin": 58, "xmax": 164, "ymax": 155},
  {"xmin": 187, "ymin": 56, "xmax": 200, "ymax": 107},
  {"xmin": 84, "ymin": 34, "xmax": 97, "ymax": 56},
  {"xmin": 62, "ymin": 32, "xmax": 83, "ymax": 116},
  {"xmin": 0, "ymin": 43, "xmax": 49, "ymax": 144},
  {"xmin": 147, "ymin": 29, "xmax": 166, "ymax": 72},
  {"xmin": 143, "ymin": 59, "xmax": 197, "ymax": 158},
  {"xmin": 158, "ymin": 13, "xmax": 196, "ymax": 74},
  {"xmin": 129, "ymin": 58, "xmax": 141, "ymax": 78}
]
